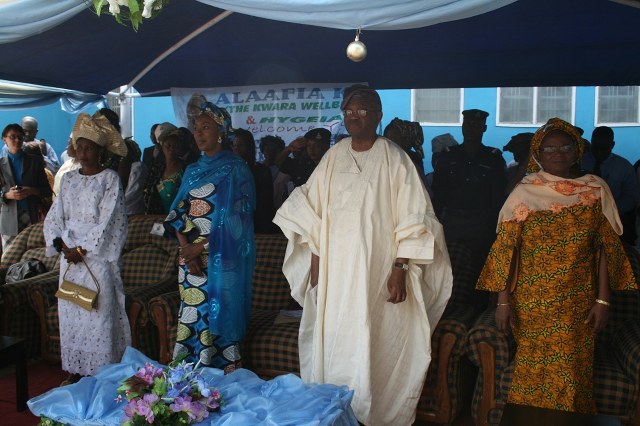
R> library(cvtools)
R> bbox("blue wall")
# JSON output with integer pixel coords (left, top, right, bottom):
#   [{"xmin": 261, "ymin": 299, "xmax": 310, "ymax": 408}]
[
  {"xmin": 380, "ymin": 87, "xmax": 640, "ymax": 173},
  {"xmin": 133, "ymin": 96, "xmax": 176, "ymax": 149},
  {"xmin": 2, "ymin": 88, "xmax": 640, "ymax": 175}
]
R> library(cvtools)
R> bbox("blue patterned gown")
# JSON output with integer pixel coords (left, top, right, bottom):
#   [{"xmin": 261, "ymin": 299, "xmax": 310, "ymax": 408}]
[{"xmin": 164, "ymin": 150, "xmax": 255, "ymax": 371}]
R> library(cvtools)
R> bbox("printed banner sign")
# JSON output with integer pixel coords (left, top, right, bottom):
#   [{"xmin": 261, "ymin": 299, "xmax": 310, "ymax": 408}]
[{"xmin": 171, "ymin": 83, "xmax": 355, "ymax": 151}]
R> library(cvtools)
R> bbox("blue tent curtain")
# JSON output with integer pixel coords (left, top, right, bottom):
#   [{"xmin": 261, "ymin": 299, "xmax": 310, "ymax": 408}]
[
  {"xmin": 0, "ymin": 0, "xmax": 86, "ymax": 44},
  {"xmin": 0, "ymin": 0, "xmax": 516, "ymax": 42},
  {"xmin": 0, "ymin": 80, "xmax": 105, "ymax": 112},
  {"xmin": 198, "ymin": 0, "xmax": 516, "ymax": 30},
  {"xmin": 0, "ymin": 0, "xmax": 515, "ymax": 107}
]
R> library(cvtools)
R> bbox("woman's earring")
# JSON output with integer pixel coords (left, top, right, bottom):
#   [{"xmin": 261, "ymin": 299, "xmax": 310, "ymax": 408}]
[{"xmin": 217, "ymin": 136, "xmax": 222, "ymax": 144}]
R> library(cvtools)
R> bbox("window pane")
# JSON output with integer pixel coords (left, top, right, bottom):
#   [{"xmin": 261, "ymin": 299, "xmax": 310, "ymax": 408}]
[
  {"xmin": 499, "ymin": 87, "xmax": 533, "ymax": 123},
  {"xmin": 413, "ymin": 89, "xmax": 461, "ymax": 123},
  {"xmin": 598, "ymin": 86, "xmax": 638, "ymax": 123},
  {"xmin": 537, "ymin": 87, "xmax": 572, "ymax": 123}
]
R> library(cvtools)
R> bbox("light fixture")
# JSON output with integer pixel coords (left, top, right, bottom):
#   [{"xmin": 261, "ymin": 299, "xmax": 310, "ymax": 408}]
[{"xmin": 346, "ymin": 28, "xmax": 367, "ymax": 62}]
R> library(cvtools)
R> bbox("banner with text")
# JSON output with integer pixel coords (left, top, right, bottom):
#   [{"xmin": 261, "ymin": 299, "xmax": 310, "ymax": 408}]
[{"xmin": 171, "ymin": 83, "xmax": 354, "ymax": 148}]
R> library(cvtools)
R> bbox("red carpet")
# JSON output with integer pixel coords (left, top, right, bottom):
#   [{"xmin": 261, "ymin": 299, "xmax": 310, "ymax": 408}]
[{"xmin": 0, "ymin": 359, "xmax": 66, "ymax": 426}]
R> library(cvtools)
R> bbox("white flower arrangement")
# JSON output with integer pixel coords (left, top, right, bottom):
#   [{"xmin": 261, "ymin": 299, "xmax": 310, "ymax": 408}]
[{"xmin": 92, "ymin": 0, "xmax": 169, "ymax": 30}]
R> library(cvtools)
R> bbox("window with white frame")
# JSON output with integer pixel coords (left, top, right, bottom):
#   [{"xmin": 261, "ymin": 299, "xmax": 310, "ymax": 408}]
[
  {"xmin": 498, "ymin": 87, "xmax": 574, "ymax": 125},
  {"xmin": 412, "ymin": 88, "xmax": 463, "ymax": 124},
  {"xmin": 596, "ymin": 86, "xmax": 639, "ymax": 125}
]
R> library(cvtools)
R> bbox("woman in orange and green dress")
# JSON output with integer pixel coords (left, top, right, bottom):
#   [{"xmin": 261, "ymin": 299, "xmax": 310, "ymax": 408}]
[{"xmin": 476, "ymin": 117, "xmax": 636, "ymax": 413}]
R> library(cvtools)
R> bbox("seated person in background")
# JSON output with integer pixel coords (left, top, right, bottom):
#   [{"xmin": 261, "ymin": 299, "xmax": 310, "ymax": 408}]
[
  {"xmin": 259, "ymin": 135, "xmax": 291, "ymax": 210},
  {"xmin": 425, "ymin": 133, "xmax": 459, "ymax": 198},
  {"xmin": 503, "ymin": 132, "xmax": 534, "ymax": 194},
  {"xmin": 275, "ymin": 128, "xmax": 331, "ymax": 188},
  {"xmin": 143, "ymin": 127, "xmax": 193, "ymax": 215},
  {"xmin": 582, "ymin": 126, "xmax": 640, "ymax": 245},
  {"xmin": 53, "ymin": 133, "xmax": 81, "ymax": 197},
  {"xmin": 383, "ymin": 117, "xmax": 426, "ymax": 180},
  {"xmin": 234, "ymin": 129, "xmax": 277, "ymax": 233}
]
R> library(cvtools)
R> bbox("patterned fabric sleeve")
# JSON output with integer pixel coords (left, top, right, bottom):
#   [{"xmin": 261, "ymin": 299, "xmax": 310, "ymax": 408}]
[
  {"xmin": 163, "ymin": 196, "xmax": 200, "ymax": 242},
  {"xmin": 597, "ymin": 214, "xmax": 637, "ymax": 291},
  {"xmin": 476, "ymin": 220, "xmax": 522, "ymax": 292}
]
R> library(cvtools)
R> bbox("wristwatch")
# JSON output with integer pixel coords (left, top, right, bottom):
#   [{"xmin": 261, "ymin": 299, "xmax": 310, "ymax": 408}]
[{"xmin": 394, "ymin": 262, "xmax": 409, "ymax": 271}]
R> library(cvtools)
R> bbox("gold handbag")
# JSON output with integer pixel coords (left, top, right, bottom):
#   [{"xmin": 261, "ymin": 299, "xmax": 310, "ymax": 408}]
[{"xmin": 55, "ymin": 260, "xmax": 100, "ymax": 312}]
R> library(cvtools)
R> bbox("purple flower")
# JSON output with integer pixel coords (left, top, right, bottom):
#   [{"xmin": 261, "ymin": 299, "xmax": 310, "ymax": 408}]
[
  {"xmin": 134, "ymin": 363, "xmax": 164, "ymax": 385},
  {"xmin": 123, "ymin": 401, "xmax": 136, "ymax": 419},
  {"xmin": 170, "ymin": 395, "xmax": 193, "ymax": 413},
  {"xmin": 205, "ymin": 394, "xmax": 221, "ymax": 411},
  {"xmin": 119, "ymin": 359, "xmax": 223, "ymax": 425},
  {"xmin": 170, "ymin": 396, "xmax": 209, "ymax": 422},
  {"xmin": 125, "ymin": 394, "xmax": 160, "ymax": 424}
]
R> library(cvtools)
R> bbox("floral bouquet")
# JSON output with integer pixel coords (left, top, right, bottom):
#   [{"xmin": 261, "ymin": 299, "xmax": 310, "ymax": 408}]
[
  {"xmin": 116, "ymin": 357, "xmax": 223, "ymax": 425},
  {"xmin": 91, "ymin": 0, "xmax": 170, "ymax": 30}
]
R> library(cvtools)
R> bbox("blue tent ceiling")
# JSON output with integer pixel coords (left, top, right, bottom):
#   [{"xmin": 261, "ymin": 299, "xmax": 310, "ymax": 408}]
[{"xmin": 0, "ymin": 0, "xmax": 639, "ymax": 95}]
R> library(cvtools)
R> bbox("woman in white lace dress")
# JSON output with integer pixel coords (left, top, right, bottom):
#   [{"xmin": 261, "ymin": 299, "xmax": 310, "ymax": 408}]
[{"xmin": 44, "ymin": 112, "xmax": 130, "ymax": 383}]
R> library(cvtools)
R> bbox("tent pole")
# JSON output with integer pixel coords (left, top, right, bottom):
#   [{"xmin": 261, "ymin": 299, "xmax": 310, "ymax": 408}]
[{"xmin": 124, "ymin": 10, "xmax": 234, "ymax": 92}]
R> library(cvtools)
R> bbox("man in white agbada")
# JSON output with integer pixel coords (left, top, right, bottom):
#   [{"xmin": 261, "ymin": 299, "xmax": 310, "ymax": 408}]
[{"xmin": 273, "ymin": 85, "xmax": 452, "ymax": 426}]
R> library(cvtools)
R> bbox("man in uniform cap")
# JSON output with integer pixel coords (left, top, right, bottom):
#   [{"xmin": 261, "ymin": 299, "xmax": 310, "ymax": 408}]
[
  {"xmin": 432, "ymin": 108, "xmax": 506, "ymax": 310},
  {"xmin": 276, "ymin": 127, "xmax": 331, "ymax": 187}
]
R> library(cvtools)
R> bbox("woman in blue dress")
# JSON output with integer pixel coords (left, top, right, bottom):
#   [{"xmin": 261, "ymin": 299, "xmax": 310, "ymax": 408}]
[{"xmin": 164, "ymin": 102, "xmax": 255, "ymax": 373}]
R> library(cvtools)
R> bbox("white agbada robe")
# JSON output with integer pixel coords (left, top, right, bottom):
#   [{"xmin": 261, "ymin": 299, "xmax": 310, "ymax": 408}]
[{"xmin": 273, "ymin": 137, "xmax": 452, "ymax": 426}]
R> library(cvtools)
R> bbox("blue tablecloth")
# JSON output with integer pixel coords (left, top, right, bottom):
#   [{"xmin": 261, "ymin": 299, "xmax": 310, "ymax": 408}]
[{"xmin": 28, "ymin": 347, "xmax": 358, "ymax": 426}]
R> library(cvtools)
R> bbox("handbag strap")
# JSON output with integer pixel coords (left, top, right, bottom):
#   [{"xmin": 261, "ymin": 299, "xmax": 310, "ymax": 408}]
[{"xmin": 62, "ymin": 258, "xmax": 101, "ymax": 294}]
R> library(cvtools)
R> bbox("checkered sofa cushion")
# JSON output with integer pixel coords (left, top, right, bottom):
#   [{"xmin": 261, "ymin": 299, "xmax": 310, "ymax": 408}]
[
  {"xmin": 2, "ymin": 270, "xmax": 59, "ymax": 357},
  {"xmin": 252, "ymin": 234, "xmax": 295, "ymax": 311},
  {"xmin": 242, "ymin": 309, "xmax": 301, "ymax": 378},
  {"xmin": 122, "ymin": 245, "xmax": 174, "ymax": 287},
  {"xmin": 417, "ymin": 241, "xmax": 484, "ymax": 423},
  {"xmin": 124, "ymin": 215, "xmax": 176, "ymax": 254},
  {"xmin": 466, "ymin": 307, "xmax": 517, "ymax": 425},
  {"xmin": 149, "ymin": 291, "xmax": 181, "ymax": 364},
  {"xmin": 0, "ymin": 221, "xmax": 59, "ymax": 349},
  {"xmin": 0, "ymin": 222, "xmax": 52, "ymax": 271},
  {"xmin": 466, "ymin": 243, "xmax": 640, "ymax": 425}
]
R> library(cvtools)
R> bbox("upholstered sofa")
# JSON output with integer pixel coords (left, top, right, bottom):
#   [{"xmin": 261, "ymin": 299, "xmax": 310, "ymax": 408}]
[
  {"xmin": 466, "ymin": 244, "xmax": 640, "ymax": 426},
  {"xmin": 25, "ymin": 215, "xmax": 179, "ymax": 362},
  {"xmin": 0, "ymin": 221, "xmax": 60, "ymax": 356},
  {"xmin": 415, "ymin": 241, "xmax": 486, "ymax": 424},
  {"xmin": 150, "ymin": 235, "xmax": 482, "ymax": 424},
  {"xmin": 150, "ymin": 233, "xmax": 299, "ymax": 375}
]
